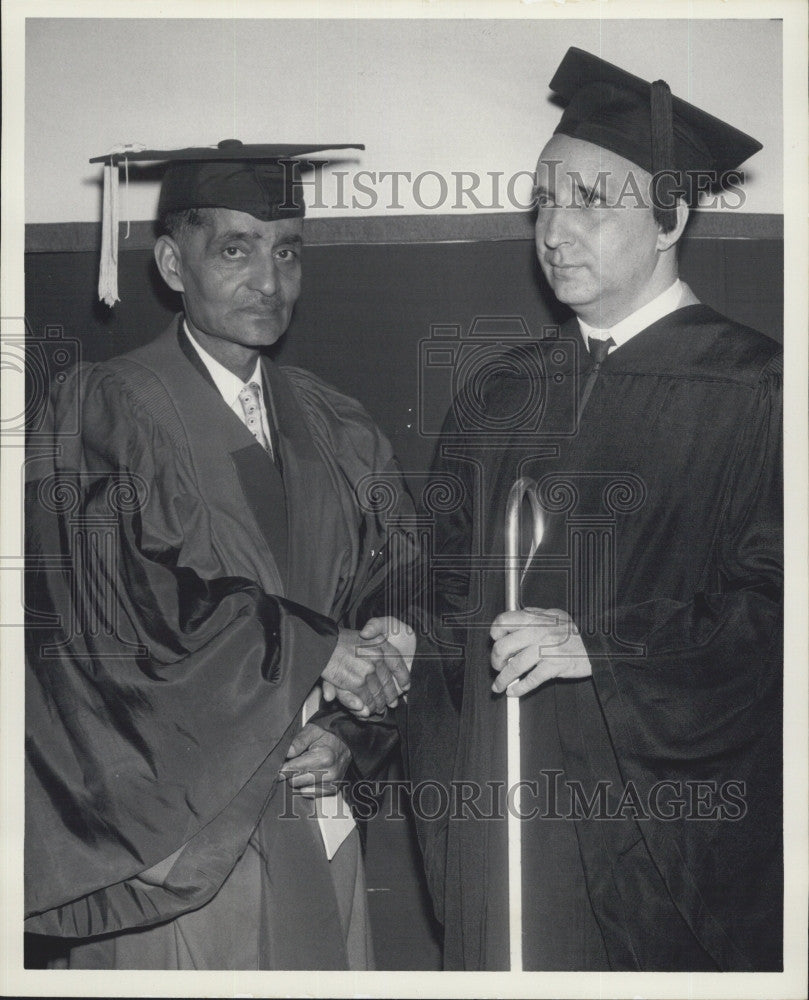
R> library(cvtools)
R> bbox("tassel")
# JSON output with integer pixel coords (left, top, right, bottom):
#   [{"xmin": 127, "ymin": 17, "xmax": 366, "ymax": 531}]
[
  {"xmin": 98, "ymin": 159, "xmax": 120, "ymax": 307},
  {"xmin": 123, "ymin": 155, "xmax": 131, "ymax": 240},
  {"xmin": 97, "ymin": 144, "xmax": 144, "ymax": 306},
  {"xmin": 650, "ymin": 79, "xmax": 678, "ymax": 231}
]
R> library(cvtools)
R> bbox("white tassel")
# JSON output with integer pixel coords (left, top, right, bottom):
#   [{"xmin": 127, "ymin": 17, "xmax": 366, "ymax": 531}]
[
  {"xmin": 97, "ymin": 145, "xmax": 145, "ymax": 307},
  {"xmin": 98, "ymin": 159, "xmax": 120, "ymax": 307},
  {"xmin": 124, "ymin": 156, "xmax": 131, "ymax": 240}
]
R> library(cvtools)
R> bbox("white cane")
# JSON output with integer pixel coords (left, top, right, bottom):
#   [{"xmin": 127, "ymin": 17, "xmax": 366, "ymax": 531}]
[{"xmin": 504, "ymin": 477, "xmax": 544, "ymax": 972}]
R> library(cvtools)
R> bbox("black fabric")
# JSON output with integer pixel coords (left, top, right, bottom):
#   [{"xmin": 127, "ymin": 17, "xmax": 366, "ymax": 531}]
[
  {"xmin": 587, "ymin": 336, "xmax": 614, "ymax": 363},
  {"xmin": 577, "ymin": 336, "xmax": 615, "ymax": 422},
  {"xmin": 312, "ymin": 707, "xmax": 400, "ymax": 781},
  {"xmin": 232, "ymin": 443, "xmax": 289, "ymax": 583},
  {"xmin": 550, "ymin": 47, "xmax": 762, "ymax": 178},
  {"xmin": 158, "ymin": 160, "xmax": 306, "ymax": 222},
  {"xmin": 408, "ymin": 304, "xmax": 782, "ymax": 971},
  {"xmin": 90, "ymin": 140, "xmax": 364, "ymax": 222},
  {"xmin": 649, "ymin": 80, "xmax": 679, "ymax": 228},
  {"xmin": 24, "ymin": 318, "xmax": 416, "ymax": 962},
  {"xmin": 89, "ymin": 140, "xmax": 363, "ymax": 166}
]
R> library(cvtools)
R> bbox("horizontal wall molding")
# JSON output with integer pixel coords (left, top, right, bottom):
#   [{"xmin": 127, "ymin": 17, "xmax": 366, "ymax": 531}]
[{"xmin": 25, "ymin": 211, "xmax": 783, "ymax": 254}]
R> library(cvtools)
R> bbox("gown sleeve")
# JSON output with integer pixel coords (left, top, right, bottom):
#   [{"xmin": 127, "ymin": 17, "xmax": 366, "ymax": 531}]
[
  {"xmin": 282, "ymin": 365, "xmax": 420, "ymax": 780},
  {"xmin": 25, "ymin": 365, "xmax": 340, "ymax": 935},
  {"xmin": 582, "ymin": 354, "xmax": 783, "ymax": 968},
  {"xmin": 585, "ymin": 355, "xmax": 782, "ymax": 759}
]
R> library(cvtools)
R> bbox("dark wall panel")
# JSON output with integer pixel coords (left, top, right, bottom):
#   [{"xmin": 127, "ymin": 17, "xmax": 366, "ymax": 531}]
[{"xmin": 24, "ymin": 235, "xmax": 784, "ymax": 486}]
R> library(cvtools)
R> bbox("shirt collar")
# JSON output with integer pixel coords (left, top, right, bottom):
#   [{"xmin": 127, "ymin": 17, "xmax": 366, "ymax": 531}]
[
  {"xmin": 183, "ymin": 321, "xmax": 263, "ymax": 408},
  {"xmin": 578, "ymin": 279, "xmax": 693, "ymax": 350}
]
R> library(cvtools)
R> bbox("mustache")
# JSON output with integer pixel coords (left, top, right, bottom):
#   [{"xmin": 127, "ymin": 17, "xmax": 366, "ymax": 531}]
[{"xmin": 242, "ymin": 294, "xmax": 286, "ymax": 310}]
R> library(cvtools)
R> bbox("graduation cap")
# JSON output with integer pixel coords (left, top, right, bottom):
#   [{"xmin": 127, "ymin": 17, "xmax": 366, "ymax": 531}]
[
  {"xmin": 548, "ymin": 47, "xmax": 762, "ymax": 227},
  {"xmin": 89, "ymin": 139, "xmax": 365, "ymax": 306}
]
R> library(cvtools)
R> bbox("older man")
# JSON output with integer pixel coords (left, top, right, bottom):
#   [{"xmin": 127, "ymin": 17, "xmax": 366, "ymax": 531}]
[
  {"xmin": 25, "ymin": 140, "xmax": 413, "ymax": 969},
  {"xmin": 409, "ymin": 49, "xmax": 782, "ymax": 971}
]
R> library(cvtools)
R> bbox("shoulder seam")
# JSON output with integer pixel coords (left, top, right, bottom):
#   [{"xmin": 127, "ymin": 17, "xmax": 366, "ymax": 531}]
[{"xmin": 90, "ymin": 358, "xmax": 189, "ymax": 452}]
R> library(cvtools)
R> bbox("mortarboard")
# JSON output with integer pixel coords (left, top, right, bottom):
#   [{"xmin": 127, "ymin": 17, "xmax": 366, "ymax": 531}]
[
  {"xmin": 89, "ymin": 139, "xmax": 364, "ymax": 307},
  {"xmin": 548, "ymin": 47, "xmax": 762, "ymax": 226}
]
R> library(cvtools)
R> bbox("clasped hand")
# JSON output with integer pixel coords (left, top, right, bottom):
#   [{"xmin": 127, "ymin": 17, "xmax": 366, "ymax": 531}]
[
  {"xmin": 320, "ymin": 617, "xmax": 415, "ymax": 718},
  {"xmin": 490, "ymin": 608, "xmax": 592, "ymax": 697},
  {"xmin": 279, "ymin": 722, "xmax": 351, "ymax": 797}
]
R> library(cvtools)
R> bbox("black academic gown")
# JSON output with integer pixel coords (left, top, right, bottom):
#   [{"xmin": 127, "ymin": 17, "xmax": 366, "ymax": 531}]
[
  {"xmin": 25, "ymin": 317, "xmax": 410, "ymax": 968},
  {"xmin": 407, "ymin": 304, "xmax": 782, "ymax": 971}
]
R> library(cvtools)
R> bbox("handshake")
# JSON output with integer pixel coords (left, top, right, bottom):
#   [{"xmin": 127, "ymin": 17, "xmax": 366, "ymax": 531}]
[{"xmin": 319, "ymin": 616, "xmax": 415, "ymax": 719}]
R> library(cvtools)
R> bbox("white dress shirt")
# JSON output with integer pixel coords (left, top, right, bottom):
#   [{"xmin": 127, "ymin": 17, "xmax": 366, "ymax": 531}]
[{"xmin": 578, "ymin": 279, "xmax": 699, "ymax": 353}]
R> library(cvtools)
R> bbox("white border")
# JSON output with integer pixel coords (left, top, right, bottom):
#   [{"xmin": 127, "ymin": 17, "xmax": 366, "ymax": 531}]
[{"xmin": 2, "ymin": 1, "xmax": 806, "ymax": 997}]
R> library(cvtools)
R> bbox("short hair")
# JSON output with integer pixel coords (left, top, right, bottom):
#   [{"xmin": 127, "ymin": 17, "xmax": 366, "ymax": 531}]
[
  {"xmin": 159, "ymin": 207, "xmax": 207, "ymax": 243},
  {"xmin": 653, "ymin": 205, "xmax": 678, "ymax": 234}
]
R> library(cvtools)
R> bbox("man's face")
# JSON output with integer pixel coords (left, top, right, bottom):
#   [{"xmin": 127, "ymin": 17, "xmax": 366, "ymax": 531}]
[
  {"xmin": 164, "ymin": 209, "xmax": 303, "ymax": 351},
  {"xmin": 534, "ymin": 134, "xmax": 664, "ymax": 328}
]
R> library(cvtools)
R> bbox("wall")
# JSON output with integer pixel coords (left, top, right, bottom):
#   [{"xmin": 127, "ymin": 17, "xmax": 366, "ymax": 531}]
[
  {"xmin": 24, "ymin": 234, "xmax": 783, "ymax": 483},
  {"xmin": 25, "ymin": 17, "xmax": 782, "ymax": 225}
]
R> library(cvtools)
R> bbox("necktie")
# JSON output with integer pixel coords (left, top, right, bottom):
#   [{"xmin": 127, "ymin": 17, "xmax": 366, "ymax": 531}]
[
  {"xmin": 588, "ymin": 335, "xmax": 614, "ymax": 365},
  {"xmin": 576, "ymin": 335, "xmax": 615, "ymax": 423},
  {"xmin": 238, "ymin": 381, "xmax": 273, "ymax": 457}
]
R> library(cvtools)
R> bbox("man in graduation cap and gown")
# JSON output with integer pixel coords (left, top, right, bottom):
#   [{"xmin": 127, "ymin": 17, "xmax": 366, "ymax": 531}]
[
  {"xmin": 407, "ymin": 48, "xmax": 782, "ymax": 971},
  {"xmin": 24, "ymin": 140, "xmax": 416, "ymax": 969}
]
